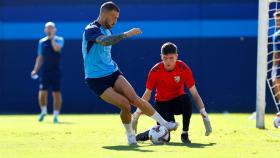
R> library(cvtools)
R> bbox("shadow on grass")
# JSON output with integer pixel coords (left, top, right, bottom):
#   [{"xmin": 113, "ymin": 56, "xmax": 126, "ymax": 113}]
[
  {"xmin": 43, "ymin": 121, "xmax": 75, "ymax": 125},
  {"xmin": 102, "ymin": 144, "xmax": 154, "ymax": 152},
  {"xmin": 41, "ymin": 121, "xmax": 75, "ymax": 125},
  {"xmin": 167, "ymin": 142, "xmax": 216, "ymax": 148},
  {"xmin": 57, "ymin": 121, "xmax": 75, "ymax": 125}
]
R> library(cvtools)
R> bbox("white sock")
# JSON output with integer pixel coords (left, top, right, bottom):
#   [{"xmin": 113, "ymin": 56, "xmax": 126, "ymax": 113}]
[
  {"xmin": 133, "ymin": 108, "xmax": 142, "ymax": 119},
  {"xmin": 53, "ymin": 110, "xmax": 59, "ymax": 117},
  {"xmin": 41, "ymin": 106, "xmax": 47, "ymax": 114},
  {"xmin": 123, "ymin": 122, "xmax": 135, "ymax": 136},
  {"xmin": 151, "ymin": 111, "xmax": 168, "ymax": 125}
]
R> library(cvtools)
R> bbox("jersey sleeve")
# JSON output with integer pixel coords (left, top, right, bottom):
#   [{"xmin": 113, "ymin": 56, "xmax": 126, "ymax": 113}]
[
  {"xmin": 181, "ymin": 62, "xmax": 195, "ymax": 89},
  {"xmin": 84, "ymin": 25, "xmax": 103, "ymax": 42},
  {"xmin": 185, "ymin": 69, "xmax": 195, "ymax": 89},
  {"xmin": 37, "ymin": 40, "xmax": 42, "ymax": 55},
  {"xmin": 146, "ymin": 69, "xmax": 157, "ymax": 91}
]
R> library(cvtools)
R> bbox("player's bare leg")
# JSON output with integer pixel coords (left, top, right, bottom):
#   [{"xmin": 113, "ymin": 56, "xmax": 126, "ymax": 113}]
[
  {"xmin": 113, "ymin": 75, "xmax": 178, "ymax": 131},
  {"xmin": 100, "ymin": 88, "xmax": 132, "ymax": 123},
  {"xmin": 52, "ymin": 91, "xmax": 62, "ymax": 123},
  {"xmin": 100, "ymin": 87, "xmax": 136, "ymax": 145},
  {"xmin": 38, "ymin": 90, "xmax": 48, "ymax": 122}
]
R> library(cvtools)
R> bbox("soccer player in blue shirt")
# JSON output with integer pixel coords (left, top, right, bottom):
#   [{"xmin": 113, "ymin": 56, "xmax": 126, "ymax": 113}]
[
  {"xmin": 272, "ymin": 11, "xmax": 280, "ymax": 123},
  {"xmin": 82, "ymin": 1, "xmax": 178, "ymax": 145},
  {"xmin": 31, "ymin": 22, "xmax": 64, "ymax": 124},
  {"xmin": 272, "ymin": 11, "xmax": 280, "ymax": 102}
]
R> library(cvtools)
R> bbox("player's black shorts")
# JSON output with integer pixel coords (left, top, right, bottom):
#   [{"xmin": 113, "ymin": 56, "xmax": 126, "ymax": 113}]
[
  {"xmin": 40, "ymin": 71, "xmax": 61, "ymax": 92},
  {"xmin": 85, "ymin": 70, "xmax": 122, "ymax": 96},
  {"xmin": 155, "ymin": 94, "xmax": 192, "ymax": 122}
]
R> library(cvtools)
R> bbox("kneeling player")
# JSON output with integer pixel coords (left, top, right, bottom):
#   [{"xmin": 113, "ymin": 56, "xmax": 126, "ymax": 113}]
[{"xmin": 132, "ymin": 42, "xmax": 212, "ymax": 143}]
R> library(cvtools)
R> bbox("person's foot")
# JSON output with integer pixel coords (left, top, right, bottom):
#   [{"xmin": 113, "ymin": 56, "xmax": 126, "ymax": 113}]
[
  {"xmin": 136, "ymin": 130, "xmax": 149, "ymax": 141},
  {"xmin": 53, "ymin": 116, "xmax": 59, "ymax": 124},
  {"xmin": 127, "ymin": 134, "xmax": 137, "ymax": 145},
  {"xmin": 38, "ymin": 113, "xmax": 46, "ymax": 122},
  {"xmin": 163, "ymin": 122, "xmax": 179, "ymax": 131},
  {"xmin": 131, "ymin": 115, "xmax": 138, "ymax": 134},
  {"xmin": 181, "ymin": 133, "xmax": 191, "ymax": 144}
]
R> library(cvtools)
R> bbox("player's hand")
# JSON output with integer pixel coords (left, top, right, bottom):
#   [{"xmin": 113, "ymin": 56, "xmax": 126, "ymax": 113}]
[
  {"xmin": 125, "ymin": 28, "xmax": 142, "ymax": 38},
  {"xmin": 31, "ymin": 70, "xmax": 37, "ymax": 76},
  {"xmin": 200, "ymin": 108, "xmax": 209, "ymax": 119},
  {"xmin": 200, "ymin": 108, "xmax": 212, "ymax": 136},
  {"xmin": 31, "ymin": 70, "xmax": 39, "ymax": 80}
]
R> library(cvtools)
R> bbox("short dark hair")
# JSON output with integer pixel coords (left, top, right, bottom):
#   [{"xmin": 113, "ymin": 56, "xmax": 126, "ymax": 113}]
[
  {"xmin": 100, "ymin": 1, "xmax": 120, "ymax": 13},
  {"xmin": 161, "ymin": 42, "xmax": 178, "ymax": 55}
]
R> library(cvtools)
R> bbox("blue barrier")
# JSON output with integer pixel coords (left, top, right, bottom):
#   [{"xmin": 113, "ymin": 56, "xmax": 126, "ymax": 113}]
[
  {"xmin": 0, "ymin": 20, "xmax": 257, "ymax": 39},
  {"xmin": 1, "ymin": 0, "xmax": 274, "ymax": 113}
]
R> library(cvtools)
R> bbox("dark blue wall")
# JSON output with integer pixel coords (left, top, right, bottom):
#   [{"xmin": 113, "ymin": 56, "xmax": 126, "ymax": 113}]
[{"xmin": 0, "ymin": 0, "xmax": 274, "ymax": 113}]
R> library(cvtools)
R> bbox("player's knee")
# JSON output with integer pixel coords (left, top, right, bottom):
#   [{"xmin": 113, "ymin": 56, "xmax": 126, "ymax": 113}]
[
  {"xmin": 128, "ymin": 95, "xmax": 140, "ymax": 106},
  {"xmin": 121, "ymin": 103, "xmax": 131, "ymax": 113},
  {"xmin": 119, "ymin": 98, "xmax": 131, "ymax": 111},
  {"xmin": 39, "ymin": 92, "xmax": 47, "ymax": 99},
  {"xmin": 52, "ymin": 92, "xmax": 61, "ymax": 98}
]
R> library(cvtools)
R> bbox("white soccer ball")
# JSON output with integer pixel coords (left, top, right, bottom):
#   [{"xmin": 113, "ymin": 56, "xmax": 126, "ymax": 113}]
[
  {"xmin": 148, "ymin": 125, "xmax": 170, "ymax": 145},
  {"xmin": 273, "ymin": 112, "xmax": 280, "ymax": 128}
]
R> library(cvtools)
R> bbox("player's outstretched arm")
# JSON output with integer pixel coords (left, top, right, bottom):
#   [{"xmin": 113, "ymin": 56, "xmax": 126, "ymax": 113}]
[
  {"xmin": 132, "ymin": 89, "xmax": 152, "ymax": 133},
  {"xmin": 134, "ymin": 89, "xmax": 152, "ymax": 115},
  {"xmin": 31, "ymin": 55, "xmax": 42, "ymax": 76},
  {"xmin": 142, "ymin": 89, "xmax": 152, "ymax": 102},
  {"xmin": 189, "ymin": 85, "xmax": 205, "ymax": 111},
  {"xmin": 96, "ymin": 28, "xmax": 142, "ymax": 46},
  {"xmin": 189, "ymin": 85, "xmax": 212, "ymax": 136}
]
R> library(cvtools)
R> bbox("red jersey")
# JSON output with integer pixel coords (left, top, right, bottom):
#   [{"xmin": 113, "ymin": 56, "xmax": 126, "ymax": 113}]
[{"xmin": 146, "ymin": 60, "xmax": 195, "ymax": 102}]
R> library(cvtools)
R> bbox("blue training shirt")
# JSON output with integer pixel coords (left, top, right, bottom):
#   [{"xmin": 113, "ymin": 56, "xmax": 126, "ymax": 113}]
[
  {"xmin": 38, "ymin": 35, "xmax": 64, "ymax": 73},
  {"xmin": 82, "ymin": 21, "xmax": 118, "ymax": 79}
]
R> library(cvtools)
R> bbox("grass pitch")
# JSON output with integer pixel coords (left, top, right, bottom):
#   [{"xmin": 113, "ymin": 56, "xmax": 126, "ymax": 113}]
[{"xmin": 0, "ymin": 113, "xmax": 279, "ymax": 158}]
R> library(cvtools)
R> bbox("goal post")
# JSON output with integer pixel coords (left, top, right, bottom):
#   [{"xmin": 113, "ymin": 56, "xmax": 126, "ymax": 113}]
[{"xmin": 256, "ymin": 0, "xmax": 269, "ymax": 129}]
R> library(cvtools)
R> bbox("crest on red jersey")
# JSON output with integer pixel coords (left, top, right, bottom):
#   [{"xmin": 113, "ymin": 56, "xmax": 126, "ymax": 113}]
[{"xmin": 174, "ymin": 76, "xmax": 180, "ymax": 83}]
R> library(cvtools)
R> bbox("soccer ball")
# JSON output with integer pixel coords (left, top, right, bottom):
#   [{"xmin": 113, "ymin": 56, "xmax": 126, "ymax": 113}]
[
  {"xmin": 148, "ymin": 125, "xmax": 170, "ymax": 145},
  {"xmin": 273, "ymin": 112, "xmax": 280, "ymax": 128}
]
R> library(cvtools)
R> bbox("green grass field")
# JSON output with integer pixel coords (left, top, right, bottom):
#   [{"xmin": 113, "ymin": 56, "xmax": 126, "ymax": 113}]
[{"xmin": 0, "ymin": 113, "xmax": 279, "ymax": 158}]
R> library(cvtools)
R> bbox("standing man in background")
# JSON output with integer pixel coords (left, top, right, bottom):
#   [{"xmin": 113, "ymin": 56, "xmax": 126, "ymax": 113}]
[{"xmin": 31, "ymin": 22, "xmax": 64, "ymax": 124}]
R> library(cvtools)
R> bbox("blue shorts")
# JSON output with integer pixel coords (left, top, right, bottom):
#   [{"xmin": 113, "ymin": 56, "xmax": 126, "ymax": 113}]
[
  {"xmin": 40, "ymin": 71, "xmax": 61, "ymax": 92},
  {"xmin": 86, "ymin": 70, "xmax": 122, "ymax": 96}
]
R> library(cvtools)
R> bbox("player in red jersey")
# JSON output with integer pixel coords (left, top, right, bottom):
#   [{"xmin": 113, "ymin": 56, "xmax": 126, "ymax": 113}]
[{"xmin": 132, "ymin": 42, "xmax": 212, "ymax": 143}]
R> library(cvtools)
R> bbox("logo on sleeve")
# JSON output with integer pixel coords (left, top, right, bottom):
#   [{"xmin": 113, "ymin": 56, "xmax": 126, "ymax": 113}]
[{"xmin": 174, "ymin": 76, "xmax": 180, "ymax": 83}]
